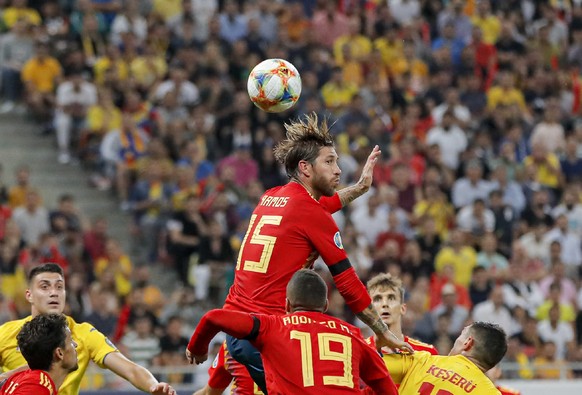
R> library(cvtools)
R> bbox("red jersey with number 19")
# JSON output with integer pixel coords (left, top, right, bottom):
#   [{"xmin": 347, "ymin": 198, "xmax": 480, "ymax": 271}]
[
  {"xmin": 224, "ymin": 182, "xmax": 370, "ymax": 315},
  {"xmin": 0, "ymin": 370, "xmax": 56, "ymax": 395},
  {"xmin": 252, "ymin": 311, "xmax": 396, "ymax": 395}
]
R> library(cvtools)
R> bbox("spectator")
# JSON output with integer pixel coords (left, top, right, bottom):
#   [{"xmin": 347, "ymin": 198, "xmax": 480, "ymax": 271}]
[
  {"xmin": 537, "ymin": 303, "xmax": 576, "ymax": 361},
  {"xmin": 0, "ymin": 18, "xmax": 34, "ymax": 113},
  {"xmin": 456, "ymin": 198, "xmax": 495, "ymax": 239},
  {"xmin": 11, "ymin": 189, "xmax": 49, "ymax": 247},
  {"xmin": 472, "ymin": 286, "xmax": 519, "ymax": 337},
  {"xmin": 120, "ymin": 315, "xmax": 161, "ymax": 369},
  {"xmin": 544, "ymin": 215, "xmax": 582, "ymax": 269},
  {"xmin": 430, "ymin": 283, "xmax": 470, "ymax": 338},
  {"xmin": 476, "ymin": 232, "xmax": 509, "ymax": 280},
  {"xmin": 451, "ymin": 160, "xmax": 493, "ymax": 209},
  {"xmin": 469, "ymin": 265, "xmax": 493, "ymax": 307},
  {"xmin": 434, "ymin": 229, "xmax": 477, "ymax": 288}
]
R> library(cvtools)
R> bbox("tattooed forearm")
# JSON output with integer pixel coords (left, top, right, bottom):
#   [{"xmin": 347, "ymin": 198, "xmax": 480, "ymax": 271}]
[
  {"xmin": 356, "ymin": 304, "xmax": 389, "ymax": 335},
  {"xmin": 338, "ymin": 182, "xmax": 368, "ymax": 207}
]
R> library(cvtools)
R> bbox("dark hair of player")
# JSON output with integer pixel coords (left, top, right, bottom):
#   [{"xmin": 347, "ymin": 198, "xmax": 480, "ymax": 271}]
[
  {"xmin": 469, "ymin": 321, "xmax": 507, "ymax": 370},
  {"xmin": 28, "ymin": 263, "xmax": 64, "ymax": 284},
  {"xmin": 273, "ymin": 113, "xmax": 334, "ymax": 179},
  {"xmin": 17, "ymin": 314, "xmax": 68, "ymax": 371},
  {"xmin": 286, "ymin": 269, "xmax": 328, "ymax": 311}
]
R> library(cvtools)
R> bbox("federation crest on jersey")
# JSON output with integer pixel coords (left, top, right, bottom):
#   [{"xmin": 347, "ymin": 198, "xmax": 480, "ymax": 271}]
[
  {"xmin": 212, "ymin": 353, "xmax": 219, "ymax": 368},
  {"xmin": 333, "ymin": 231, "xmax": 344, "ymax": 249}
]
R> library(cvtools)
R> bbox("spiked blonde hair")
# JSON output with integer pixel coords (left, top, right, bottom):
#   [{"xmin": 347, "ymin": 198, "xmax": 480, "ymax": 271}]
[{"xmin": 273, "ymin": 112, "xmax": 334, "ymax": 178}]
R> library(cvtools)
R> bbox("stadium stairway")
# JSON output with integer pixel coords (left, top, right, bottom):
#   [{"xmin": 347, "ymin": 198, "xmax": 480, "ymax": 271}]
[{"xmin": 0, "ymin": 112, "xmax": 177, "ymax": 290}]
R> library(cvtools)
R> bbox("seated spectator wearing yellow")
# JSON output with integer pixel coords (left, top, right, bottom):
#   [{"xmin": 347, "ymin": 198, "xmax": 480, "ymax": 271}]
[
  {"xmin": 129, "ymin": 42, "xmax": 168, "ymax": 91},
  {"xmin": 487, "ymin": 72, "xmax": 527, "ymax": 112},
  {"xmin": 523, "ymin": 142, "xmax": 561, "ymax": 190},
  {"xmin": 470, "ymin": 0, "xmax": 501, "ymax": 45},
  {"xmin": 21, "ymin": 42, "xmax": 62, "ymax": 95},
  {"xmin": 7, "ymin": 165, "xmax": 36, "ymax": 209},
  {"xmin": 321, "ymin": 67, "xmax": 358, "ymax": 113},
  {"xmin": 434, "ymin": 229, "xmax": 477, "ymax": 288},
  {"xmin": 333, "ymin": 16, "xmax": 372, "ymax": 66},
  {"xmin": 374, "ymin": 23, "xmax": 404, "ymax": 67},
  {"xmin": 413, "ymin": 184, "xmax": 454, "ymax": 240},
  {"xmin": 94, "ymin": 238, "xmax": 133, "ymax": 299},
  {"xmin": 533, "ymin": 340, "xmax": 573, "ymax": 379},
  {"xmin": 93, "ymin": 44, "xmax": 129, "ymax": 86},
  {"xmin": 2, "ymin": 0, "xmax": 41, "ymax": 28},
  {"xmin": 389, "ymin": 40, "xmax": 429, "ymax": 83},
  {"xmin": 536, "ymin": 282, "xmax": 576, "ymax": 323}
]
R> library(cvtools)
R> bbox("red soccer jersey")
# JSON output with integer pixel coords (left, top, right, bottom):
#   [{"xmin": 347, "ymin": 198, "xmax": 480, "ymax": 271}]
[
  {"xmin": 224, "ymin": 183, "xmax": 370, "ymax": 315},
  {"xmin": 366, "ymin": 335, "xmax": 439, "ymax": 355},
  {"xmin": 253, "ymin": 311, "xmax": 395, "ymax": 395},
  {"xmin": 0, "ymin": 370, "xmax": 56, "ymax": 395},
  {"xmin": 207, "ymin": 342, "xmax": 264, "ymax": 395}
]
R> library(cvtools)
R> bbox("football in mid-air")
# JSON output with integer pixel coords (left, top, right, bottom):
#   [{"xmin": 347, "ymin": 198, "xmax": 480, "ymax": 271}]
[{"xmin": 247, "ymin": 58, "xmax": 302, "ymax": 113}]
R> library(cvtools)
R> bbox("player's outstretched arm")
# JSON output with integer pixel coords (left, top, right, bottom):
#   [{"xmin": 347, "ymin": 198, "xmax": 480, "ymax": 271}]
[
  {"xmin": 337, "ymin": 144, "xmax": 380, "ymax": 207},
  {"xmin": 103, "ymin": 352, "xmax": 176, "ymax": 395},
  {"xmin": 186, "ymin": 310, "xmax": 257, "ymax": 365}
]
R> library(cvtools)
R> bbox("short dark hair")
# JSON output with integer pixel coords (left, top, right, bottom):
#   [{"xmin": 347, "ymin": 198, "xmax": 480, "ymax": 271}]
[
  {"xmin": 469, "ymin": 321, "xmax": 507, "ymax": 370},
  {"xmin": 28, "ymin": 263, "xmax": 64, "ymax": 284},
  {"xmin": 17, "ymin": 314, "xmax": 68, "ymax": 371},
  {"xmin": 286, "ymin": 269, "xmax": 328, "ymax": 311},
  {"xmin": 273, "ymin": 113, "xmax": 334, "ymax": 178}
]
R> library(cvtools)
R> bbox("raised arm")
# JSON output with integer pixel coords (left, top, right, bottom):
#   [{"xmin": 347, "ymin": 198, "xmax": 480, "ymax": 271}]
[
  {"xmin": 186, "ymin": 310, "xmax": 257, "ymax": 365},
  {"xmin": 337, "ymin": 145, "xmax": 381, "ymax": 207}
]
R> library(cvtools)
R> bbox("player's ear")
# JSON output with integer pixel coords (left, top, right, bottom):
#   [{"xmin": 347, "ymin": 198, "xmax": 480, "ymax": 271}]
[
  {"xmin": 54, "ymin": 346, "xmax": 65, "ymax": 363},
  {"xmin": 297, "ymin": 160, "xmax": 311, "ymax": 178},
  {"xmin": 323, "ymin": 300, "xmax": 329, "ymax": 313},
  {"xmin": 463, "ymin": 335, "xmax": 474, "ymax": 352},
  {"xmin": 25, "ymin": 289, "xmax": 32, "ymax": 303},
  {"xmin": 285, "ymin": 298, "xmax": 292, "ymax": 314},
  {"xmin": 400, "ymin": 303, "xmax": 407, "ymax": 316}
]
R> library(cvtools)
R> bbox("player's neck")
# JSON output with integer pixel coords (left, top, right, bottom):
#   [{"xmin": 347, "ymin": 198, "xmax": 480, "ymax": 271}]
[
  {"xmin": 389, "ymin": 326, "xmax": 404, "ymax": 341},
  {"xmin": 291, "ymin": 178, "xmax": 320, "ymax": 201},
  {"xmin": 48, "ymin": 367, "xmax": 68, "ymax": 390},
  {"xmin": 462, "ymin": 353, "xmax": 488, "ymax": 373}
]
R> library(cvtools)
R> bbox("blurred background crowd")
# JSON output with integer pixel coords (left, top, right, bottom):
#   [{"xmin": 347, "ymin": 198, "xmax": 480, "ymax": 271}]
[{"xmin": 1, "ymin": 0, "xmax": 582, "ymax": 389}]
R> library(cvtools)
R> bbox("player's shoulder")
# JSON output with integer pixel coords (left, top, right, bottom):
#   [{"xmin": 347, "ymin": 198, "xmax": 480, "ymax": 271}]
[
  {"xmin": 0, "ymin": 317, "xmax": 31, "ymax": 335},
  {"xmin": 66, "ymin": 315, "xmax": 102, "ymax": 337},
  {"xmin": 404, "ymin": 336, "xmax": 439, "ymax": 354}
]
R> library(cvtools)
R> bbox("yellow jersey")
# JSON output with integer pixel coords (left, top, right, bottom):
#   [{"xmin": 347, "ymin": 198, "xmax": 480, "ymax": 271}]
[
  {"xmin": 0, "ymin": 315, "xmax": 118, "ymax": 395},
  {"xmin": 383, "ymin": 351, "xmax": 501, "ymax": 395}
]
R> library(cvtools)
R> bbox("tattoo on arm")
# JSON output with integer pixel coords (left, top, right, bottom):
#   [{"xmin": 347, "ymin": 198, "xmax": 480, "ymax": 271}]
[
  {"xmin": 356, "ymin": 304, "xmax": 389, "ymax": 335},
  {"xmin": 338, "ymin": 183, "xmax": 367, "ymax": 207}
]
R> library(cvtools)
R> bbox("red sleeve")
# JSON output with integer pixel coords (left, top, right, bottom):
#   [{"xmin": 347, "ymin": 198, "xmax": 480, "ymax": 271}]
[
  {"xmin": 187, "ymin": 310, "xmax": 257, "ymax": 356},
  {"xmin": 319, "ymin": 193, "xmax": 342, "ymax": 213},
  {"xmin": 358, "ymin": 340, "xmax": 398, "ymax": 395},
  {"xmin": 207, "ymin": 343, "xmax": 233, "ymax": 389},
  {"xmin": 332, "ymin": 266, "xmax": 372, "ymax": 313}
]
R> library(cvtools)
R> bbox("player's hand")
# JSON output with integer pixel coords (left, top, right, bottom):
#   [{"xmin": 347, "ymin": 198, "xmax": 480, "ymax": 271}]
[
  {"xmin": 186, "ymin": 348, "xmax": 208, "ymax": 365},
  {"xmin": 375, "ymin": 331, "xmax": 414, "ymax": 354},
  {"xmin": 150, "ymin": 382, "xmax": 176, "ymax": 395},
  {"xmin": 357, "ymin": 145, "xmax": 381, "ymax": 192}
]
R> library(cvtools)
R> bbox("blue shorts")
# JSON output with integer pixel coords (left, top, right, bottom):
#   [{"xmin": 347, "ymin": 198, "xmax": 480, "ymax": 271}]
[{"xmin": 225, "ymin": 335, "xmax": 268, "ymax": 393}]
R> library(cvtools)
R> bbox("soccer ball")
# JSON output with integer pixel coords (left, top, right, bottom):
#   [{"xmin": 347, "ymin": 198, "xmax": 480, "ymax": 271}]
[{"xmin": 247, "ymin": 58, "xmax": 302, "ymax": 113}]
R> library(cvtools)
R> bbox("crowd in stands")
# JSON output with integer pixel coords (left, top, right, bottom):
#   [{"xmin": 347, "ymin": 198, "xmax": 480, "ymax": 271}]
[{"xmin": 1, "ymin": 0, "xmax": 582, "ymax": 387}]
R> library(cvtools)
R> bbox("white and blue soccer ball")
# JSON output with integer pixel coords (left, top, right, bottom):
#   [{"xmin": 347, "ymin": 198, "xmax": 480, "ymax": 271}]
[{"xmin": 247, "ymin": 58, "xmax": 302, "ymax": 113}]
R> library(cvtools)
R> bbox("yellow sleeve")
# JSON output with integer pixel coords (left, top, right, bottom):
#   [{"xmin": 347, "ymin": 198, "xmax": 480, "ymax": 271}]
[
  {"xmin": 382, "ymin": 353, "xmax": 416, "ymax": 385},
  {"xmin": 72, "ymin": 320, "xmax": 118, "ymax": 368}
]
